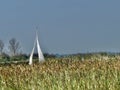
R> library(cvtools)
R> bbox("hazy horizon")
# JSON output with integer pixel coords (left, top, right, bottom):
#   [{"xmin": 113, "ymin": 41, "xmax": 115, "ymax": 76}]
[{"xmin": 0, "ymin": 0, "xmax": 120, "ymax": 54}]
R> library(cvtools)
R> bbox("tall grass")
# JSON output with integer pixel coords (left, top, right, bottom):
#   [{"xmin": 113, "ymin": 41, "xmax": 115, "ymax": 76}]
[{"xmin": 0, "ymin": 58, "xmax": 120, "ymax": 90}]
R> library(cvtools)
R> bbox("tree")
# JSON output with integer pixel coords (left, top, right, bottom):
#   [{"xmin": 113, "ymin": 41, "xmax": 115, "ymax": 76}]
[
  {"xmin": 8, "ymin": 38, "xmax": 21, "ymax": 56},
  {"xmin": 0, "ymin": 40, "xmax": 4, "ymax": 54}
]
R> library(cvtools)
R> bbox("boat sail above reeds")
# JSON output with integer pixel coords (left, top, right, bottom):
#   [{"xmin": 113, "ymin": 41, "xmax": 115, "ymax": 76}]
[{"xmin": 29, "ymin": 32, "xmax": 44, "ymax": 65}]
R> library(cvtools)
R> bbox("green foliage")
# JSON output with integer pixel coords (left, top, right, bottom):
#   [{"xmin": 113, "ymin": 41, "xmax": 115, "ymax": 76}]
[
  {"xmin": 9, "ymin": 54, "xmax": 28, "ymax": 61},
  {"xmin": 0, "ymin": 53, "xmax": 9, "ymax": 62},
  {"xmin": 44, "ymin": 53, "xmax": 56, "ymax": 58}
]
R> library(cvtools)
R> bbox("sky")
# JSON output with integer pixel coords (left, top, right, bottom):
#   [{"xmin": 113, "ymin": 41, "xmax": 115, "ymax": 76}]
[{"xmin": 0, "ymin": 0, "xmax": 120, "ymax": 54}]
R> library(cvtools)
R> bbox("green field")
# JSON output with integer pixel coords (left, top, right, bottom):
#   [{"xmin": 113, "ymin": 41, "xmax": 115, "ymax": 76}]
[{"xmin": 0, "ymin": 58, "xmax": 120, "ymax": 90}]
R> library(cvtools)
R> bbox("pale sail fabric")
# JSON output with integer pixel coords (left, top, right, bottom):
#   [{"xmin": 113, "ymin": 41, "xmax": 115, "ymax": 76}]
[
  {"xmin": 29, "ymin": 33, "xmax": 44, "ymax": 65},
  {"xmin": 29, "ymin": 38, "xmax": 36, "ymax": 65},
  {"xmin": 36, "ymin": 35, "xmax": 45, "ymax": 62}
]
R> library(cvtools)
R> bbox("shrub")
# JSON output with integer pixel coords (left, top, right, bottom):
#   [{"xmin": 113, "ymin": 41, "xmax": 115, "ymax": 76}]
[
  {"xmin": 10, "ymin": 54, "xmax": 28, "ymax": 61},
  {"xmin": 0, "ymin": 53, "xmax": 9, "ymax": 62}
]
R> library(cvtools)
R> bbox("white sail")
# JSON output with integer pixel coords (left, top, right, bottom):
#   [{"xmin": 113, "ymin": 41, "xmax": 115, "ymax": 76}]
[
  {"xmin": 29, "ymin": 38, "xmax": 36, "ymax": 65},
  {"xmin": 29, "ymin": 32, "xmax": 45, "ymax": 65},
  {"xmin": 36, "ymin": 33, "xmax": 45, "ymax": 62}
]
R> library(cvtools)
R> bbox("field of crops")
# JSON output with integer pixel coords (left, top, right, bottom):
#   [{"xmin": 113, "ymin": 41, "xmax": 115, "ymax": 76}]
[{"xmin": 0, "ymin": 58, "xmax": 120, "ymax": 90}]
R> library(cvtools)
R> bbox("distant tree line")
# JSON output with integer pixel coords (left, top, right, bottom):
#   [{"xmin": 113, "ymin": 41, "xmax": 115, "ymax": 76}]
[
  {"xmin": 0, "ymin": 38, "xmax": 21, "ymax": 55},
  {"xmin": 0, "ymin": 38, "xmax": 28, "ymax": 62},
  {"xmin": 0, "ymin": 38, "xmax": 57, "ymax": 62}
]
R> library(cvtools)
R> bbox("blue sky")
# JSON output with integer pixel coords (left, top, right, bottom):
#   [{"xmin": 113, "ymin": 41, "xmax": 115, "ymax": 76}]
[{"xmin": 0, "ymin": 0, "xmax": 120, "ymax": 54}]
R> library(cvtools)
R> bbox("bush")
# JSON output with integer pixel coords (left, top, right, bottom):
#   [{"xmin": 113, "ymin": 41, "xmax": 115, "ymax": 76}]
[
  {"xmin": 44, "ymin": 53, "xmax": 56, "ymax": 58},
  {"xmin": 10, "ymin": 54, "xmax": 28, "ymax": 61},
  {"xmin": 0, "ymin": 53, "xmax": 9, "ymax": 62}
]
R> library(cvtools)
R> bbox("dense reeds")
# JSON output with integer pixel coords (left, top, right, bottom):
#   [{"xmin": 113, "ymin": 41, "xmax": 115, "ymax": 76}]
[{"xmin": 0, "ymin": 58, "xmax": 120, "ymax": 90}]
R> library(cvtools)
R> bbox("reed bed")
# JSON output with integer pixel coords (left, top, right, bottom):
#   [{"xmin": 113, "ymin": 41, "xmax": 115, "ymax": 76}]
[{"xmin": 0, "ymin": 58, "xmax": 120, "ymax": 90}]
